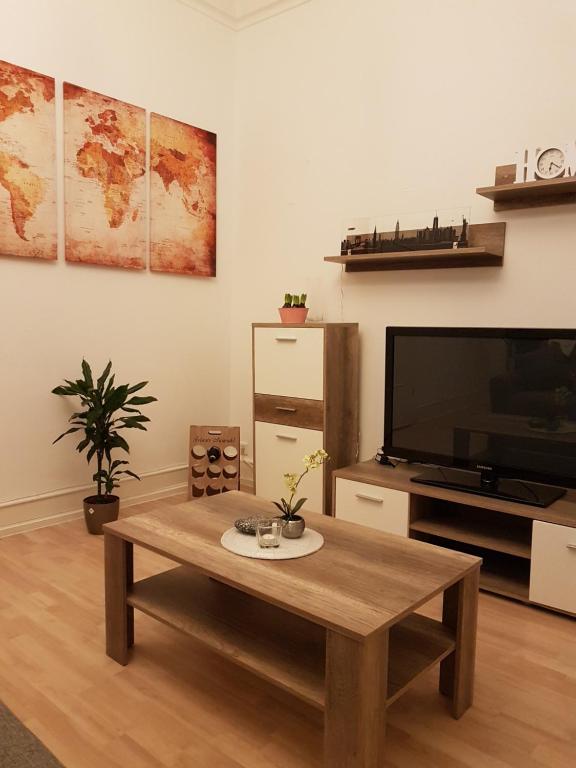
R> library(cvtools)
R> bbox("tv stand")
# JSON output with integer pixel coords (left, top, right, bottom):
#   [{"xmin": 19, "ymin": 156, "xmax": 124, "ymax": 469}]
[
  {"xmin": 412, "ymin": 467, "xmax": 566, "ymax": 508},
  {"xmin": 332, "ymin": 461, "xmax": 576, "ymax": 617}
]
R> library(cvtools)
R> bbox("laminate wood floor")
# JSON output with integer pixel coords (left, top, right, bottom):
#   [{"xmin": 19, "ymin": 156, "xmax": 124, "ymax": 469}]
[{"xmin": 0, "ymin": 495, "xmax": 574, "ymax": 768}]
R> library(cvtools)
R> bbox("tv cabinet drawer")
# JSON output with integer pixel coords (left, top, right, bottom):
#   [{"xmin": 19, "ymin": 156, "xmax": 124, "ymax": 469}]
[
  {"xmin": 254, "ymin": 327, "xmax": 324, "ymax": 400},
  {"xmin": 254, "ymin": 394, "xmax": 323, "ymax": 431},
  {"xmin": 334, "ymin": 478, "xmax": 409, "ymax": 536},
  {"xmin": 529, "ymin": 521, "xmax": 576, "ymax": 614}
]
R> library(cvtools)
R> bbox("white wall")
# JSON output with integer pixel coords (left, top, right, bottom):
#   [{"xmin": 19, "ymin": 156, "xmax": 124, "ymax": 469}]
[
  {"xmin": 0, "ymin": 0, "xmax": 236, "ymax": 533},
  {"xmin": 230, "ymin": 0, "xmax": 576, "ymax": 465},
  {"xmin": 4, "ymin": 0, "xmax": 576, "ymax": 531}
]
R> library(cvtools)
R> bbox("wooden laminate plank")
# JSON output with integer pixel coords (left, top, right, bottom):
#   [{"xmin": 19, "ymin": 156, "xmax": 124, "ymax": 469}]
[
  {"xmin": 323, "ymin": 324, "xmax": 360, "ymax": 516},
  {"xmin": 2, "ymin": 494, "xmax": 575, "ymax": 768},
  {"xmin": 480, "ymin": 564, "xmax": 530, "ymax": 602},
  {"xmin": 104, "ymin": 491, "xmax": 479, "ymax": 639},
  {"xmin": 387, "ymin": 613, "xmax": 455, "ymax": 704},
  {"xmin": 333, "ymin": 460, "xmax": 576, "ymax": 529},
  {"xmin": 324, "ymin": 224, "xmax": 506, "ymax": 272},
  {"xmin": 127, "ymin": 566, "xmax": 456, "ymax": 710},
  {"xmin": 324, "ymin": 630, "xmax": 388, "ymax": 768},
  {"xmin": 476, "ymin": 165, "xmax": 576, "ymax": 210},
  {"xmin": 128, "ymin": 567, "xmax": 326, "ymax": 709},
  {"xmin": 325, "ymin": 248, "xmax": 502, "ymax": 272},
  {"xmin": 105, "ymin": 534, "xmax": 133, "ymax": 666},
  {"xmin": 252, "ymin": 322, "xmax": 358, "ymax": 328},
  {"xmin": 439, "ymin": 569, "xmax": 480, "ymax": 719},
  {"xmin": 409, "ymin": 517, "xmax": 531, "ymax": 559},
  {"xmin": 253, "ymin": 393, "xmax": 324, "ymax": 430}
]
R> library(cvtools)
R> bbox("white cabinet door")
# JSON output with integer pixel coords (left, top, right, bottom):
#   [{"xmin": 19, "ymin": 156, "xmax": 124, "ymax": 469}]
[
  {"xmin": 334, "ymin": 478, "xmax": 409, "ymax": 536},
  {"xmin": 255, "ymin": 421, "xmax": 324, "ymax": 514},
  {"xmin": 254, "ymin": 327, "xmax": 324, "ymax": 400},
  {"xmin": 529, "ymin": 520, "xmax": 576, "ymax": 614}
]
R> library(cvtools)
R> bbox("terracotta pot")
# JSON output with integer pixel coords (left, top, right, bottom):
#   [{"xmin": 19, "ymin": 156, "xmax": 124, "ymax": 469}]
[
  {"xmin": 278, "ymin": 307, "xmax": 309, "ymax": 324},
  {"xmin": 83, "ymin": 495, "xmax": 120, "ymax": 535},
  {"xmin": 281, "ymin": 515, "xmax": 306, "ymax": 539}
]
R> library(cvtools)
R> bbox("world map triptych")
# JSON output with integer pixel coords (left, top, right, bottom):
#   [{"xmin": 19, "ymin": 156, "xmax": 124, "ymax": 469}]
[{"xmin": 0, "ymin": 60, "xmax": 217, "ymax": 276}]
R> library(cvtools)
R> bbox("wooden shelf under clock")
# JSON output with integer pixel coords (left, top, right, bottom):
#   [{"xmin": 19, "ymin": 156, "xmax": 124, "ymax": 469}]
[
  {"xmin": 325, "ymin": 222, "xmax": 506, "ymax": 273},
  {"xmin": 476, "ymin": 164, "xmax": 576, "ymax": 211}
]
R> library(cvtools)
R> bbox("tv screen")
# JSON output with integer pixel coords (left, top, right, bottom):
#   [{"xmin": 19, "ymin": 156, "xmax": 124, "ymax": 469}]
[{"xmin": 384, "ymin": 328, "xmax": 576, "ymax": 488}]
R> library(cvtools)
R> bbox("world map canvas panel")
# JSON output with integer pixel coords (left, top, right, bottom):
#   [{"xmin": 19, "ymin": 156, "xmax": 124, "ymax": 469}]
[
  {"xmin": 64, "ymin": 84, "xmax": 146, "ymax": 269},
  {"xmin": 0, "ymin": 60, "xmax": 56, "ymax": 260},
  {"xmin": 150, "ymin": 113, "xmax": 216, "ymax": 276}
]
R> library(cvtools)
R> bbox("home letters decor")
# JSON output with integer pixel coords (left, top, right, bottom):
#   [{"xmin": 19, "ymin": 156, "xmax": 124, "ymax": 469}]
[{"xmin": 515, "ymin": 142, "xmax": 576, "ymax": 182}]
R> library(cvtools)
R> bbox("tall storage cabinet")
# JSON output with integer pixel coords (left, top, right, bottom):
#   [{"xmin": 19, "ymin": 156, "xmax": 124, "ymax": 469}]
[{"xmin": 253, "ymin": 322, "xmax": 359, "ymax": 516}]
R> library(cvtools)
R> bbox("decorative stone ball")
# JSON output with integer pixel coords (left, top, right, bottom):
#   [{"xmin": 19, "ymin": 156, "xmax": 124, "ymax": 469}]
[{"xmin": 234, "ymin": 517, "xmax": 261, "ymax": 536}]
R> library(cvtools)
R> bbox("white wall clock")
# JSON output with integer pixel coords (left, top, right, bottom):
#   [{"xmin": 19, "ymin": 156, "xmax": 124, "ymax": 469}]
[
  {"xmin": 515, "ymin": 141, "xmax": 576, "ymax": 183},
  {"xmin": 535, "ymin": 147, "xmax": 566, "ymax": 179}
]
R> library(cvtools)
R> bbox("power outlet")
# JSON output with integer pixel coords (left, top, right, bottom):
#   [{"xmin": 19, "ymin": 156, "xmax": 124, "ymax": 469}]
[{"xmin": 240, "ymin": 441, "xmax": 248, "ymax": 456}]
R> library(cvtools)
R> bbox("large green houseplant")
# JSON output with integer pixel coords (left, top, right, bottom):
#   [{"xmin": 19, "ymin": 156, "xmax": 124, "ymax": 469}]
[{"xmin": 52, "ymin": 360, "xmax": 157, "ymax": 534}]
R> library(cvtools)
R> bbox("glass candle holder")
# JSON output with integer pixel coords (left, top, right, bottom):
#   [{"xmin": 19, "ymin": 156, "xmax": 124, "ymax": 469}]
[{"xmin": 256, "ymin": 519, "xmax": 282, "ymax": 548}]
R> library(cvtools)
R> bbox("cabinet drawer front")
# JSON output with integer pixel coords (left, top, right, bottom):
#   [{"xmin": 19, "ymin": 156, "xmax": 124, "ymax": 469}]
[
  {"xmin": 255, "ymin": 421, "xmax": 324, "ymax": 514},
  {"xmin": 254, "ymin": 327, "xmax": 324, "ymax": 400},
  {"xmin": 254, "ymin": 394, "xmax": 323, "ymax": 431},
  {"xmin": 529, "ymin": 520, "xmax": 576, "ymax": 614},
  {"xmin": 334, "ymin": 478, "xmax": 409, "ymax": 536}
]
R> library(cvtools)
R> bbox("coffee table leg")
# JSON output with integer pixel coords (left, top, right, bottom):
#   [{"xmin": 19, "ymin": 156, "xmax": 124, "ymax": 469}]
[
  {"xmin": 105, "ymin": 533, "xmax": 134, "ymax": 665},
  {"xmin": 439, "ymin": 567, "xmax": 479, "ymax": 719},
  {"xmin": 324, "ymin": 629, "xmax": 389, "ymax": 767}
]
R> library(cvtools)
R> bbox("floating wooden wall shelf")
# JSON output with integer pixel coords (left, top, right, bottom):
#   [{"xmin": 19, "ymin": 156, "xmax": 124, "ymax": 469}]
[
  {"xmin": 325, "ymin": 222, "xmax": 506, "ymax": 273},
  {"xmin": 476, "ymin": 164, "xmax": 576, "ymax": 211}
]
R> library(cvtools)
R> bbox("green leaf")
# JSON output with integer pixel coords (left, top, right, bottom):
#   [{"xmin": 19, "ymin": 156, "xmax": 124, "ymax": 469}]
[
  {"xmin": 81, "ymin": 360, "xmax": 93, "ymax": 388},
  {"xmin": 292, "ymin": 497, "xmax": 307, "ymax": 514},
  {"xmin": 125, "ymin": 395, "xmax": 157, "ymax": 406},
  {"xmin": 272, "ymin": 502, "xmax": 285, "ymax": 514},
  {"xmin": 126, "ymin": 381, "xmax": 148, "ymax": 395},
  {"xmin": 120, "ymin": 470, "xmax": 140, "ymax": 481},
  {"xmin": 105, "ymin": 384, "xmax": 129, "ymax": 412},
  {"xmin": 69, "ymin": 411, "xmax": 88, "ymax": 421},
  {"xmin": 53, "ymin": 427, "xmax": 80, "ymax": 444},
  {"xmin": 104, "ymin": 374, "xmax": 115, "ymax": 396},
  {"xmin": 86, "ymin": 445, "xmax": 97, "ymax": 464},
  {"xmin": 76, "ymin": 436, "xmax": 91, "ymax": 453},
  {"xmin": 96, "ymin": 361, "xmax": 112, "ymax": 391},
  {"xmin": 110, "ymin": 433, "xmax": 130, "ymax": 453},
  {"xmin": 74, "ymin": 378, "xmax": 89, "ymax": 394},
  {"xmin": 110, "ymin": 459, "xmax": 129, "ymax": 470},
  {"xmin": 52, "ymin": 385, "xmax": 77, "ymax": 396}
]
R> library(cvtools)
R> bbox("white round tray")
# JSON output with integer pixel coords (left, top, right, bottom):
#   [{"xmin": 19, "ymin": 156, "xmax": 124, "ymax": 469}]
[{"xmin": 220, "ymin": 527, "xmax": 324, "ymax": 560}]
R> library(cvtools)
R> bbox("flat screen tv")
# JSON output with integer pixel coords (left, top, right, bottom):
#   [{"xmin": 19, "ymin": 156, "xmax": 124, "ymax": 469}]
[{"xmin": 384, "ymin": 327, "xmax": 576, "ymax": 507}]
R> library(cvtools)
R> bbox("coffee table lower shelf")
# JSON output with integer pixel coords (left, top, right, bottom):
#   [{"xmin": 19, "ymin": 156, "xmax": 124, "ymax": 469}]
[{"xmin": 128, "ymin": 566, "xmax": 456, "ymax": 710}]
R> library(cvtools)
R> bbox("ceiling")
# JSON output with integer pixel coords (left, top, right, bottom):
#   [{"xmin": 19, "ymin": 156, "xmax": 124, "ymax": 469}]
[{"xmin": 178, "ymin": 0, "xmax": 311, "ymax": 29}]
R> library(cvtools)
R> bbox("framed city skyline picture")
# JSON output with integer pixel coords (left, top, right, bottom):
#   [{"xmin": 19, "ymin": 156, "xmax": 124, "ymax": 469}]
[
  {"xmin": 0, "ymin": 59, "xmax": 57, "ymax": 261},
  {"xmin": 64, "ymin": 83, "xmax": 146, "ymax": 269},
  {"xmin": 150, "ymin": 112, "xmax": 216, "ymax": 276},
  {"xmin": 341, "ymin": 207, "xmax": 472, "ymax": 256}
]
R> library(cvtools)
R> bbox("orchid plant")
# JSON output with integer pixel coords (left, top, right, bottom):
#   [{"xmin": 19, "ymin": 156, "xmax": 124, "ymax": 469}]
[{"xmin": 273, "ymin": 449, "xmax": 329, "ymax": 520}]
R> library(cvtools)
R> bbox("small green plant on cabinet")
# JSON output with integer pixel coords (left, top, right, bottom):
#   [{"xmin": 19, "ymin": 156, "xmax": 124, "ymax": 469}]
[
  {"xmin": 282, "ymin": 293, "xmax": 307, "ymax": 308},
  {"xmin": 274, "ymin": 449, "xmax": 329, "ymax": 520},
  {"xmin": 52, "ymin": 360, "xmax": 157, "ymax": 498}
]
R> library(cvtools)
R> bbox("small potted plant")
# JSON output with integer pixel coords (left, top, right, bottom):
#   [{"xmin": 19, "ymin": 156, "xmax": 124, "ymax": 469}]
[
  {"xmin": 278, "ymin": 293, "xmax": 308, "ymax": 324},
  {"xmin": 52, "ymin": 360, "xmax": 157, "ymax": 535},
  {"xmin": 273, "ymin": 449, "xmax": 329, "ymax": 538}
]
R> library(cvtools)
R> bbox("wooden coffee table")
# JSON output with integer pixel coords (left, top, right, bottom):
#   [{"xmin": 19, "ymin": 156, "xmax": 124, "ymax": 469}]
[{"xmin": 104, "ymin": 491, "xmax": 481, "ymax": 768}]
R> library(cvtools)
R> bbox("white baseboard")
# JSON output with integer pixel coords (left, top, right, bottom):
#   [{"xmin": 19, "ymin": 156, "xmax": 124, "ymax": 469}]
[{"xmin": 0, "ymin": 465, "xmax": 188, "ymax": 539}]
